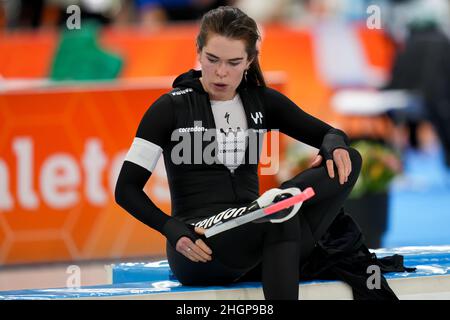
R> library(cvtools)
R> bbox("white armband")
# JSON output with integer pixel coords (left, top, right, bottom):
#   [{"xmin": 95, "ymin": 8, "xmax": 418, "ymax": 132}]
[{"xmin": 124, "ymin": 137, "xmax": 162, "ymax": 172}]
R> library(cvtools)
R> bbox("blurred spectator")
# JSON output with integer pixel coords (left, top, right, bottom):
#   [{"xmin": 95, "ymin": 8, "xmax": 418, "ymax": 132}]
[
  {"xmin": 2, "ymin": 0, "xmax": 124, "ymax": 30},
  {"xmin": 134, "ymin": 0, "xmax": 230, "ymax": 29},
  {"xmin": 383, "ymin": 21, "xmax": 450, "ymax": 168},
  {"xmin": 385, "ymin": 0, "xmax": 450, "ymax": 45},
  {"xmin": 305, "ymin": 0, "xmax": 370, "ymax": 22},
  {"xmin": 50, "ymin": 21, "xmax": 123, "ymax": 80},
  {"xmin": 234, "ymin": 0, "xmax": 375, "ymax": 25},
  {"xmin": 51, "ymin": 0, "xmax": 123, "ymax": 26},
  {"xmin": 19, "ymin": 0, "xmax": 46, "ymax": 28},
  {"xmin": 234, "ymin": 0, "xmax": 302, "ymax": 23},
  {"xmin": 2, "ymin": 0, "xmax": 45, "ymax": 29},
  {"xmin": 381, "ymin": 0, "xmax": 450, "ymax": 167}
]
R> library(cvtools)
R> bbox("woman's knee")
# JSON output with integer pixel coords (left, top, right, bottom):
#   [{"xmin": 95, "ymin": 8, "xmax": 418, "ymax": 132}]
[
  {"xmin": 264, "ymin": 216, "xmax": 301, "ymax": 245},
  {"xmin": 347, "ymin": 147, "xmax": 362, "ymax": 183}
]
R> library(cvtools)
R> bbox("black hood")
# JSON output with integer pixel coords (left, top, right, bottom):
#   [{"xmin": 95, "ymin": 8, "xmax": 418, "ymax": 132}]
[{"xmin": 172, "ymin": 69, "xmax": 206, "ymax": 93}]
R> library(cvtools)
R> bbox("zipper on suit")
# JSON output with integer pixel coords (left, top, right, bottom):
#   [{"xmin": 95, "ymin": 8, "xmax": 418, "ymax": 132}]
[{"xmin": 229, "ymin": 169, "xmax": 239, "ymax": 202}]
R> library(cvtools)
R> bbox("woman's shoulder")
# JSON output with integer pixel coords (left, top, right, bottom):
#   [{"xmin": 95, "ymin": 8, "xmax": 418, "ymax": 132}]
[
  {"xmin": 149, "ymin": 87, "xmax": 195, "ymax": 109},
  {"xmin": 248, "ymin": 85, "xmax": 286, "ymax": 102},
  {"xmin": 249, "ymin": 85, "xmax": 281, "ymax": 95}
]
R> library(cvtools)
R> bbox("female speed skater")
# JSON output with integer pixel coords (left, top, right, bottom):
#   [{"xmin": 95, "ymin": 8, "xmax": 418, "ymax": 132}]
[{"xmin": 115, "ymin": 6, "xmax": 390, "ymax": 300}]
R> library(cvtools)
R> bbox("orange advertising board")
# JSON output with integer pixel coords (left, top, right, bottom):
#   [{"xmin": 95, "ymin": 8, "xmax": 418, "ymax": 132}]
[{"xmin": 0, "ymin": 83, "xmax": 168, "ymax": 265}]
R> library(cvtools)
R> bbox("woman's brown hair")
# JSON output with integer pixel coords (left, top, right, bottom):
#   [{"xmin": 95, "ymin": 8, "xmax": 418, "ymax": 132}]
[{"xmin": 196, "ymin": 6, "xmax": 266, "ymax": 87}]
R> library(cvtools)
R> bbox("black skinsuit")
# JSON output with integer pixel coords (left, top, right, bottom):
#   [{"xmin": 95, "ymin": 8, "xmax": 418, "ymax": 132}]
[{"xmin": 115, "ymin": 69, "xmax": 412, "ymax": 299}]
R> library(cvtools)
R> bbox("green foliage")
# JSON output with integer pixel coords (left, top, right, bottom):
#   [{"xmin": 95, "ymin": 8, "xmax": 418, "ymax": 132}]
[{"xmin": 350, "ymin": 140, "xmax": 402, "ymax": 198}]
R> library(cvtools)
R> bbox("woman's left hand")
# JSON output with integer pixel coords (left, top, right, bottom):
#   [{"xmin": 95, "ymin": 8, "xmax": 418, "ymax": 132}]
[{"xmin": 309, "ymin": 148, "xmax": 352, "ymax": 185}]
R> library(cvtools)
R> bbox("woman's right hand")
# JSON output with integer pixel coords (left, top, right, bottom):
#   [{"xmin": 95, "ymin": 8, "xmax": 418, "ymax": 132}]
[{"xmin": 176, "ymin": 227, "xmax": 212, "ymax": 263}]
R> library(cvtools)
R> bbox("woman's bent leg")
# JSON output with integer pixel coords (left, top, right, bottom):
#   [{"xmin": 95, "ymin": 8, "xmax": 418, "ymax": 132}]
[{"xmin": 279, "ymin": 147, "xmax": 363, "ymax": 258}]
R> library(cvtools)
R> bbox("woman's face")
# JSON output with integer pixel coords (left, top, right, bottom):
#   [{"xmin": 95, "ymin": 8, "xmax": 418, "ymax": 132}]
[{"xmin": 198, "ymin": 34, "xmax": 252, "ymax": 101}]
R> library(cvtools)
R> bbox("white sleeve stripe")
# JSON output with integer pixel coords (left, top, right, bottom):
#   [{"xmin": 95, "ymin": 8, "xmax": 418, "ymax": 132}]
[{"xmin": 124, "ymin": 137, "xmax": 163, "ymax": 173}]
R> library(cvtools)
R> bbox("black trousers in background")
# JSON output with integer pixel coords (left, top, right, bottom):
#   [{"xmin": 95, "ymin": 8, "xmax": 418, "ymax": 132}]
[{"xmin": 167, "ymin": 148, "xmax": 363, "ymax": 300}]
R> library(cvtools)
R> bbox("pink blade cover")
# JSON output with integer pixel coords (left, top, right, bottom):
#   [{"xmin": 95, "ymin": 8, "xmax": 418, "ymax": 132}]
[{"xmin": 263, "ymin": 187, "xmax": 315, "ymax": 215}]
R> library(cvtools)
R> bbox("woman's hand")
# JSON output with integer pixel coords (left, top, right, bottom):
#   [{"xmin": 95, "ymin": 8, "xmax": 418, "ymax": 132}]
[
  {"xmin": 309, "ymin": 148, "xmax": 352, "ymax": 185},
  {"xmin": 176, "ymin": 227, "xmax": 212, "ymax": 263}
]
